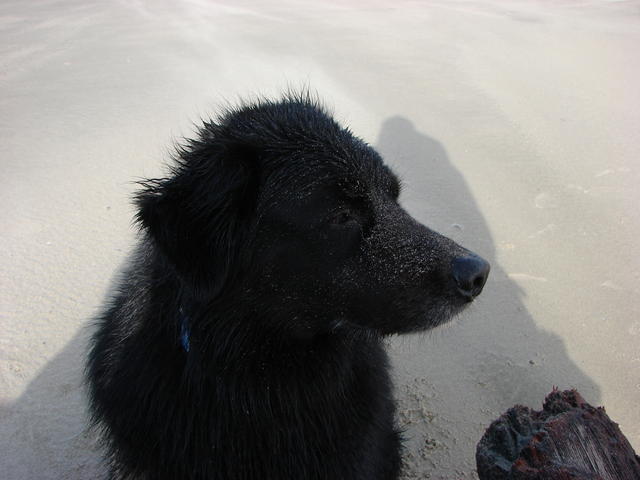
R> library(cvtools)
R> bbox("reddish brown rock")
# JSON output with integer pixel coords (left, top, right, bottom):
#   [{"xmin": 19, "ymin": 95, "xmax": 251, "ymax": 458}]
[{"xmin": 476, "ymin": 389, "xmax": 640, "ymax": 480}]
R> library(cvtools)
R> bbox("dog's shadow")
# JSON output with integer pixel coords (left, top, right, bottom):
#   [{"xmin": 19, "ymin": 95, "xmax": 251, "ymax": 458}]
[
  {"xmin": 377, "ymin": 117, "xmax": 601, "ymax": 478},
  {"xmin": 0, "ymin": 327, "xmax": 105, "ymax": 479},
  {"xmin": 0, "ymin": 117, "xmax": 601, "ymax": 480}
]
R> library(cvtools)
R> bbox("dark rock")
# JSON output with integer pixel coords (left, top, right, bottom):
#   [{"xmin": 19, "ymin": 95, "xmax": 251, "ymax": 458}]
[{"xmin": 476, "ymin": 389, "xmax": 640, "ymax": 480}]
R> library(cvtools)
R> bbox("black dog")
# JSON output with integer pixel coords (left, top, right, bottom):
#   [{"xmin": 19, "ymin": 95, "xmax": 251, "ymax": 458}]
[{"xmin": 87, "ymin": 94, "xmax": 489, "ymax": 479}]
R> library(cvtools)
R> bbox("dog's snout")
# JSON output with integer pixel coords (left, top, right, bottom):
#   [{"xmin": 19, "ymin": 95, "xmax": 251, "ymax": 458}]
[{"xmin": 451, "ymin": 255, "xmax": 490, "ymax": 300}]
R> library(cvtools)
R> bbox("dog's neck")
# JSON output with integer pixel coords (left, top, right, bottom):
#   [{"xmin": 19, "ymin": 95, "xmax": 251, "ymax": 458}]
[{"xmin": 175, "ymin": 295, "xmax": 380, "ymax": 374}]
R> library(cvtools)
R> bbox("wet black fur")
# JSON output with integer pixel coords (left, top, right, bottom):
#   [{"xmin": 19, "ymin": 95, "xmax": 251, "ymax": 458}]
[{"xmin": 87, "ymin": 94, "xmax": 481, "ymax": 479}]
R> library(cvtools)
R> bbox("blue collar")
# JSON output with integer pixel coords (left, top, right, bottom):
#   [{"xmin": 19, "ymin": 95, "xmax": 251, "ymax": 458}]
[{"xmin": 178, "ymin": 306, "xmax": 191, "ymax": 352}]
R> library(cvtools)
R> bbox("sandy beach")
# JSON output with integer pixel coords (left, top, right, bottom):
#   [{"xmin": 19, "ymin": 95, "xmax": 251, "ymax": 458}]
[{"xmin": 1, "ymin": 1, "xmax": 639, "ymax": 478}]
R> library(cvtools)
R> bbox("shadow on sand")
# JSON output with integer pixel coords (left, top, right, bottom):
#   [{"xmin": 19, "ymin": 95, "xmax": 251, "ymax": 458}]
[
  {"xmin": 378, "ymin": 117, "xmax": 601, "ymax": 478},
  {"xmin": 0, "ymin": 328, "xmax": 104, "ymax": 479}
]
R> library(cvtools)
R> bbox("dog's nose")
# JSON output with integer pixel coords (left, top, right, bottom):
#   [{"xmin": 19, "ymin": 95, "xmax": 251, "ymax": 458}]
[{"xmin": 451, "ymin": 255, "xmax": 490, "ymax": 300}]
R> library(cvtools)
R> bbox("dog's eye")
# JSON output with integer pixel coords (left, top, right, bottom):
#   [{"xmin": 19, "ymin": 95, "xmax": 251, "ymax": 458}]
[{"xmin": 329, "ymin": 210, "xmax": 359, "ymax": 226}]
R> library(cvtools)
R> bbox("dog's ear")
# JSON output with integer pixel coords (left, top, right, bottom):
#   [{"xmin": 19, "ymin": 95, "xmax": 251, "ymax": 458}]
[{"xmin": 135, "ymin": 139, "xmax": 260, "ymax": 297}]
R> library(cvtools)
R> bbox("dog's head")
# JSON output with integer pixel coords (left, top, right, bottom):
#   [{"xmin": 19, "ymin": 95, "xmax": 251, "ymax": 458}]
[{"xmin": 136, "ymin": 96, "xmax": 489, "ymax": 337}]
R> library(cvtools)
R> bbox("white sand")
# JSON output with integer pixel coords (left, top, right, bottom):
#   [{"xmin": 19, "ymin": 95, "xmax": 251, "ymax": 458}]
[{"xmin": 1, "ymin": 1, "xmax": 639, "ymax": 478}]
